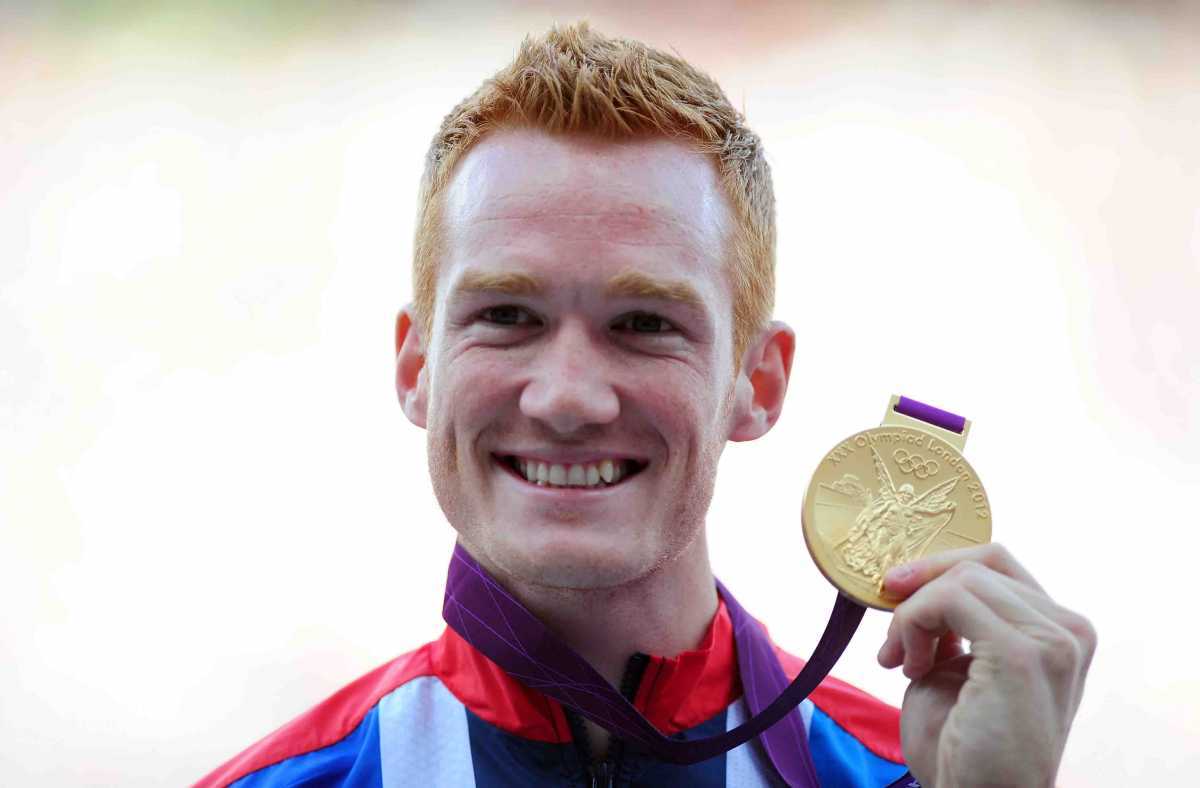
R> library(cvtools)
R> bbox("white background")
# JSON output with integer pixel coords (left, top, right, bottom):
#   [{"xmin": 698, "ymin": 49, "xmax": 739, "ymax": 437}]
[{"xmin": 2, "ymin": 2, "xmax": 1197, "ymax": 784}]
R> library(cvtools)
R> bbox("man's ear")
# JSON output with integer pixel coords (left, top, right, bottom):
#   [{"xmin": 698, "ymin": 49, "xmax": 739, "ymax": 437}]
[
  {"xmin": 728, "ymin": 321, "xmax": 795, "ymax": 442},
  {"xmin": 395, "ymin": 304, "xmax": 429, "ymax": 429}
]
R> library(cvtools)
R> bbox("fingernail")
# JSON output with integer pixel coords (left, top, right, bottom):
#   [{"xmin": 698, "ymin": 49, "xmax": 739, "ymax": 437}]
[{"xmin": 885, "ymin": 565, "xmax": 914, "ymax": 587}]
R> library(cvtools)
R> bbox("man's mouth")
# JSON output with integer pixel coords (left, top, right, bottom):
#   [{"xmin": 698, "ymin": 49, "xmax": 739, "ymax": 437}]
[{"xmin": 493, "ymin": 454, "xmax": 649, "ymax": 489}]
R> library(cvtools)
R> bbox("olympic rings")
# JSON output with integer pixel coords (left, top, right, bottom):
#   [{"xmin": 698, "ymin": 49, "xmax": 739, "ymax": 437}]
[{"xmin": 892, "ymin": 448, "xmax": 940, "ymax": 479}]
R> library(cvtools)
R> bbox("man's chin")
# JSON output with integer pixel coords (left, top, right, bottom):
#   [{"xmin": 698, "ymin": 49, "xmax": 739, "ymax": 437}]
[{"xmin": 483, "ymin": 533, "xmax": 655, "ymax": 591}]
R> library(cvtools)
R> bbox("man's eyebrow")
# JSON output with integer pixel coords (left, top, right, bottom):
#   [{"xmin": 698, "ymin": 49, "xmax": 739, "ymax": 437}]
[
  {"xmin": 605, "ymin": 268, "xmax": 704, "ymax": 308},
  {"xmin": 452, "ymin": 270, "xmax": 546, "ymax": 297},
  {"xmin": 449, "ymin": 268, "xmax": 705, "ymax": 309}
]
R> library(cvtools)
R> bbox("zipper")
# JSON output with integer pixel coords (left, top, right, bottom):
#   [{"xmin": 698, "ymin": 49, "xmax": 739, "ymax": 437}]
[
  {"xmin": 589, "ymin": 760, "xmax": 614, "ymax": 788},
  {"xmin": 568, "ymin": 652, "xmax": 651, "ymax": 788}
]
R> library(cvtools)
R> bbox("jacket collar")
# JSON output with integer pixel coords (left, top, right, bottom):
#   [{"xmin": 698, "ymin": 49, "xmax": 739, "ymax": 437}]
[{"xmin": 432, "ymin": 598, "xmax": 739, "ymax": 744}]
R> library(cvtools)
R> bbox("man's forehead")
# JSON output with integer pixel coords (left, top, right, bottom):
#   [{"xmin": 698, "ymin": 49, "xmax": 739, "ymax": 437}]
[{"xmin": 442, "ymin": 128, "xmax": 731, "ymax": 252}]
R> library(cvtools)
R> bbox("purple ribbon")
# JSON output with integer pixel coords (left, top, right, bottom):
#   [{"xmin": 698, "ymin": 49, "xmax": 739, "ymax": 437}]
[
  {"xmin": 894, "ymin": 396, "xmax": 966, "ymax": 434},
  {"xmin": 443, "ymin": 544, "xmax": 863, "ymax": 785}
]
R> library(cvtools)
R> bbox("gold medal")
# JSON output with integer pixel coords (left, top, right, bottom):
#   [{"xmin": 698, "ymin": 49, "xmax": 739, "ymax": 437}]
[{"xmin": 802, "ymin": 395, "xmax": 992, "ymax": 610}]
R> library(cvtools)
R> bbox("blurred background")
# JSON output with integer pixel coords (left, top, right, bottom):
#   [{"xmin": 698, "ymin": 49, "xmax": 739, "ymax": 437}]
[{"xmin": 2, "ymin": 1, "xmax": 1197, "ymax": 784}]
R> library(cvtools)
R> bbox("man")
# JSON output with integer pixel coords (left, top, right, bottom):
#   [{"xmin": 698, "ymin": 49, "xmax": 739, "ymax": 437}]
[{"xmin": 198, "ymin": 22, "xmax": 1095, "ymax": 787}]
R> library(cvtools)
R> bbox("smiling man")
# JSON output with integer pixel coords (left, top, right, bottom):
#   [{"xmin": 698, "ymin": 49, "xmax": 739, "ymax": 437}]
[{"xmin": 198, "ymin": 22, "xmax": 1095, "ymax": 788}]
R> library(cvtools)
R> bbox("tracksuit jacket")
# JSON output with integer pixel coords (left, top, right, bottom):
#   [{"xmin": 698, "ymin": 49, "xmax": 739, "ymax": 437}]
[{"xmin": 197, "ymin": 598, "xmax": 912, "ymax": 787}]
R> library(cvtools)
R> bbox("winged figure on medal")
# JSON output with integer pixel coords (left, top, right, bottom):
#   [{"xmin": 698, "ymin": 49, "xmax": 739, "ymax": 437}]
[{"xmin": 820, "ymin": 446, "xmax": 960, "ymax": 591}]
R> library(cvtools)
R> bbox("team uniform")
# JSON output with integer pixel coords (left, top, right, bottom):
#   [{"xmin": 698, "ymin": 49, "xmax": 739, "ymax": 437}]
[{"xmin": 198, "ymin": 599, "xmax": 911, "ymax": 787}]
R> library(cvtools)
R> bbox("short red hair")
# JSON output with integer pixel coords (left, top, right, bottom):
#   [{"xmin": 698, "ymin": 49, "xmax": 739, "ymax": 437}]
[{"xmin": 412, "ymin": 21, "xmax": 776, "ymax": 364}]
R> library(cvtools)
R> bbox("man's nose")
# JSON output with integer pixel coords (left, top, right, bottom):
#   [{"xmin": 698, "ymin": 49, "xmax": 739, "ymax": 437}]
[{"xmin": 518, "ymin": 320, "xmax": 620, "ymax": 434}]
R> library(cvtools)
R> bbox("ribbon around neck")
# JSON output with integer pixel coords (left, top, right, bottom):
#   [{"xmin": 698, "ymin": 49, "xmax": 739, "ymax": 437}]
[{"xmin": 442, "ymin": 544, "xmax": 866, "ymax": 787}]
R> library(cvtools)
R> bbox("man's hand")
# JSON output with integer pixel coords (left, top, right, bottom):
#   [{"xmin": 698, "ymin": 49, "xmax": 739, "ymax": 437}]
[{"xmin": 877, "ymin": 544, "xmax": 1096, "ymax": 788}]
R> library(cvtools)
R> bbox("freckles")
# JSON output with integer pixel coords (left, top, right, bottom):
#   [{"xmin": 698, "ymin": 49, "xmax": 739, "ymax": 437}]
[
  {"xmin": 474, "ymin": 358, "xmax": 516, "ymax": 400},
  {"xmin": 437, "ymin": 352, "xmax": 521, "ymax": 469},
  {"xmin": 445, "ymin": 353, "xmax": 512, "ymax": 410},
  {"xmin": 650, "ymin": 376, "xmax": 710, "ymax": 432},
  {"xmin": 427, "ymin": 423, "xmax": 458, "ymax": 476}
]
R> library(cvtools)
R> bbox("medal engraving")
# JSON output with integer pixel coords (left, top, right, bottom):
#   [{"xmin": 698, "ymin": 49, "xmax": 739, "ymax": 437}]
[{"xmin": 803, "ymin": 425, "xmax": 991, "ymax": 610}]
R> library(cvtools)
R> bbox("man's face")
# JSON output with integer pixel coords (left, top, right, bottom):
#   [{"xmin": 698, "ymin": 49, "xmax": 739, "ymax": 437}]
[{"xmin": 412, "ymin": 127, "xmax": 743, "ymax": 590}]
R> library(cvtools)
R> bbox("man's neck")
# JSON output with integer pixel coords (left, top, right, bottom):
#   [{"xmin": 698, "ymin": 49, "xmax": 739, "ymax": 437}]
[{"xmin": 471, "ymin": 535, "xmax": 719, "ymax": 762}]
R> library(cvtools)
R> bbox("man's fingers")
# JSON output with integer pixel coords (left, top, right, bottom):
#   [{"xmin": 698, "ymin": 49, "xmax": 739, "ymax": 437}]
[
  {"xmin": 907, "ymin": 558, "xmax": 1091, "ymax": 651},
  {"xmin": 879, "ymin": 573, "xmax": 1016, "ymax": 674},
  {"xmin": 898, "ymin": 615, "xmax": 942, "ymax": 679},
  {"xmin": 883, "ymin": 542, "xmax": 1044, "ymax": 599},
  {"xmin": 880, "ymin": 561, "xmax": 1072, "ymax": 679}
]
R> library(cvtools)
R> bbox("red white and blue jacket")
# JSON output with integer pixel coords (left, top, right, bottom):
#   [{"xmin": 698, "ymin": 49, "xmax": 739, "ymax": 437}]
[{"xmin": 197, "ymin": 599, "xmax": 910, "ymax": 787}]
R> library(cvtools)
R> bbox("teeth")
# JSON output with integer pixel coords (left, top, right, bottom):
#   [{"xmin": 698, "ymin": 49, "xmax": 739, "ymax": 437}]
[{"xmin": 509, "ymin": 456, "xmax": 638, "ymax": 488}]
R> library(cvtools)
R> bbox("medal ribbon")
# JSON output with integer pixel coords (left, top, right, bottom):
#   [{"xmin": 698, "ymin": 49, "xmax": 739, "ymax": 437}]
[
  {"xmin": 442, "ymin": 396, "xmax": 957, "ymax": 785},
  {"xmin": 444, "ymin": 544, "xmax": 857, "ymax": 783}
]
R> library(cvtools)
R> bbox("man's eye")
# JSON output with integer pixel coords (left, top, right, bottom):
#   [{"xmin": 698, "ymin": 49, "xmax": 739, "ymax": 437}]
[
  {"xmin": 479, "ymin": 305, "xmax": 537, "ymax": 326},
  {"xmin": 613, "ymin": 312, "xmax": 675, "ymax": 334}
]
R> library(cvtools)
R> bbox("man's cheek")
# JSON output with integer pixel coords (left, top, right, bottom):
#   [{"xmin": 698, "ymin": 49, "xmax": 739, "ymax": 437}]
[{"xmin": 459, "ymin": 358, "xmax": 517, "ymax": 402}]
